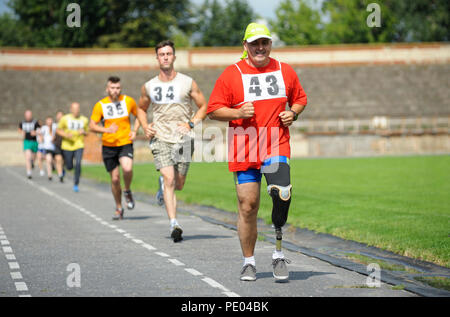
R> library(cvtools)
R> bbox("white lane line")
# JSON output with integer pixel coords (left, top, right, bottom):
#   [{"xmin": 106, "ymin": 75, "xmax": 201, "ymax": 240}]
[
  {"xmin": 11, "ymin": 272, "xmax": 23, "ymax": 280},
  {"xmin": 6, "ymin": 254, "xmax": 16, "ymax": 260},
  {"xmin": 202, "ymin": 277, "xmax": 230, "ymax": 293},
  {"xmin": 0, "ymin": 221, "xmax": 31, "ymax": 297},
  {"xmin": 141, "ymin": 243, "xmax": 156, "ymax": 251},
  {"xmin": 6, "ymin": 168, "xmax": 240, "ymax": 298},
  {"xmin": 8, "ymin": 262, "xmax": 20, "ymax": 270},
  {"xmin": 15, "ymin": 282, "xmax": 29, "ymax": 292},
  {"xmin": 3, "ymin": 246, "xmax": 13, "ymax": 253},
  {"xmin": 168, "ymin": 259, "xmax": 185, "ymax": 266},
  {"xmin": 0, "ymin": 235, "xmax": 7, "ymax": 239},
  {"xmin": 1, "ymin": 240, "xmax": 10, "ymax": 245},
  {"xmin": 185, "ymin": 268, "xmax": 203, "ymax": 276},
  {"xmin": 223, "ymin": 291, "xmax": 240, "ymax": 297}
]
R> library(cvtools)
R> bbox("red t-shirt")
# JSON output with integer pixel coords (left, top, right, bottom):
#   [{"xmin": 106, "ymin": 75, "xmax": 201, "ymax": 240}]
[{"xmin": 207, "ymin": 58, "xmax": 307, "ymax": 172}]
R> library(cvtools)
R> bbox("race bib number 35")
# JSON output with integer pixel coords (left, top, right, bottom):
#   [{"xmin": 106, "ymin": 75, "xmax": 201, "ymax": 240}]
[
  {"xmin": 242, "ymin": 70, "xmax": 286, "ymax": 102},
  {"xmin": 101, "ymin": 100, "xmax": 129, "ymax": 120}
]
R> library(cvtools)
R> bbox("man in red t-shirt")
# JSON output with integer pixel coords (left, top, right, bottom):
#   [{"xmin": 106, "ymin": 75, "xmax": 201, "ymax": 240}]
[{"xmin": 207, "ymin": 23, "xmax": 307, "ymax": 282}]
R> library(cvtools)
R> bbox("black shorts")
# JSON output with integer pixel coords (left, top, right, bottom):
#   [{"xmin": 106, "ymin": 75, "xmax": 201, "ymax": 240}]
[
  {"xmin": 102, "ymin": 144, "xmax": 134, "ymax": 172},
  {"xmin": 54, "ymin": 145, "xmax": 63, "ymax": 156}
]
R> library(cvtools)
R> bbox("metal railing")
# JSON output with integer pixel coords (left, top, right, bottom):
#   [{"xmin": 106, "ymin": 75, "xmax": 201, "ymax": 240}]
[{"xmin": 292, "ymin": 116, "xmax": 450, "ymax": 136}]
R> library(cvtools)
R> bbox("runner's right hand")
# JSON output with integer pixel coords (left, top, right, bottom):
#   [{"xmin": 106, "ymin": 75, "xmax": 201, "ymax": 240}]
[
  {"xmin": 239, "ymin": 102, "xmax": 255, "ymax": 119},
  {"xmin": 145, "ymin": 123, "xmax": 156, "ymax": 139},
  {"xmin": 106, "ymin": 123, "xmax": 118, "ymax": 134}
]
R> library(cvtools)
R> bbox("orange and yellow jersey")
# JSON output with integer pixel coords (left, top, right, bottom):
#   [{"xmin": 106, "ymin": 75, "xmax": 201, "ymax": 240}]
[{"xmin": 91, "ymin": 95, "xmax": 137, "ymax": 147}]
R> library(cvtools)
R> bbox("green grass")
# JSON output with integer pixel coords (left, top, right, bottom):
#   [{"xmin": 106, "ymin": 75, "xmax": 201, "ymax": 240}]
[
  {"xmin": 83, "ymin": 155, "xmax": 450, "ymax": 267},
  {"xmin": 414, "ymin": 276, "xmax": 450, "ymax": 291},
  {"xmin": 344, "ymin": 253, "xmax": 420, "ymax": 273}
]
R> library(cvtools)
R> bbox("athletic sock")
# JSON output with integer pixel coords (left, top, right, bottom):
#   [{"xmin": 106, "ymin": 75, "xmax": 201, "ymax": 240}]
[
  {"xmin": 243, "ymin": 256, "xmax": 256, "ymax": 267},
  {"xmin": 170, "ymin": 218, "xmax": 179, "ymax": 228},
  {"xmin": 272, "ymin": 250, "xmax": 285, "ymax": 260}
]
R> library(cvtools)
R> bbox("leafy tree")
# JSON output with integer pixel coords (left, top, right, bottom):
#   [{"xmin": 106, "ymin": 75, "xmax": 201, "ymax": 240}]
[
  {"xmin": 7, "ymin": 0, "xmax": 109, "ymax": 47},
  {"xmin": 388, "ymin": 0, "xmax": 450, "ymax": 42},
  {"xmin": 321, "ymin": 0, "xmax": 396, "ymax": 44},
  {"xmin": 98, "ymin": 0, "xmax": 194, "ymax": 48},
  {"xmin": 270, "ymin": 0, "xmax": 323, "ymax": 45},
  {"xmin": 2, "ymin": 0, "xmax": 193, "ymax": 48},
  {"xmin": 194, "ymin": 0, "xmax": 255, "ymax": 47}
]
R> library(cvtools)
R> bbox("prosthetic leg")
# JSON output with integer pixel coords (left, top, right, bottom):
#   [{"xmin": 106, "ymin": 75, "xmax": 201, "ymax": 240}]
[{"xmin": 267, "ymin": 184, "xmax": 292, "ymax": 252}]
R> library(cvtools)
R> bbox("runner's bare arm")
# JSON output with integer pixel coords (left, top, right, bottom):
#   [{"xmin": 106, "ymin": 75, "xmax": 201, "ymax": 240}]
[
  {"xmin": 137, "ymin": 84, "xmax": 157, "ymax": 139},
  {"xmin": 137, "ymin": 84, "xmax": 151, "ymax": 130},
  {"xmin": 56, "ymin": 128, "xmax": 72, "ymax": 139},
  {"xmin": 279, "ymin": 104, "xmax": 306, "ymax": 127},
  {"xmin": 189, "ymin": 80, "xmax": 208, "ymax": 125},
  {"xmin": 89, "ymin": 119, "xmax": 118, "ymax": 134},
  {"xmin": 18, "ymin": 127, "xmax": 25, "ymax": 138},
  {"xmin": 129, "ymin": 117, "xmax": 140, "ymax": 141},
  {"xmin": 208, "ymin": 102, "xmax": 255, "ymax": 121}
]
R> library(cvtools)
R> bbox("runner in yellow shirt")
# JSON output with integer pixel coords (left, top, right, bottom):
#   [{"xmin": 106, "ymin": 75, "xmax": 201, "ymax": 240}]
[
  {"xmin": 56, "ymin": 102, "xmax": 89, "ymax": 192},
  {"xmin": 89, "ymin": 76, "xmax": 140, "ymax": 220}
]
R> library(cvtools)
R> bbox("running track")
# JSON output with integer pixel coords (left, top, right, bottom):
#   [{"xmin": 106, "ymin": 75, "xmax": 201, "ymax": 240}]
[{"xmin": 0, "ymin": 166, "xmax": 415, "ymax": 298}]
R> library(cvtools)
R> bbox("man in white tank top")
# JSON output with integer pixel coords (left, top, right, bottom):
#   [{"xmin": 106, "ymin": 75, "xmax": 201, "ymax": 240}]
[{"xmin": 137, "ymin": 40, "xmax": 208, "ymax": 242}]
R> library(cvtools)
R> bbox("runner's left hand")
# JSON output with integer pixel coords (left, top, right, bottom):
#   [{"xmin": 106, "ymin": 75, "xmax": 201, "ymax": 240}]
[
  {"xmin": 177, "ymin": 122, "xmax": 191, "ymax": 135},
  {"xmin": 279, "ymin": 111, "xmax": 295, "ymax": 127}
]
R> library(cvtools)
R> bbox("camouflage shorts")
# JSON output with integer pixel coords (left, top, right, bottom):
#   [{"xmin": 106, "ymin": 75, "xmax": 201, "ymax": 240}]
[{"xmin": 149, "ymin": 137, "xmax": 194, "ymax": 176}]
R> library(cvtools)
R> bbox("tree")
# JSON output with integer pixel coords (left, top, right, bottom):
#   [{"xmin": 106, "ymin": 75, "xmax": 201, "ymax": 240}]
[
  {"xmin": 7, "ymin": 0, "xmax": 108, "ymax": 47},
  {"xmin": 98, "ymin": 0, "xmax": 194, "ymax": 48},
  {"xmin": 322, "ymin": 0, "xmax": 396, "ymax": 44},
  {"xmin": 3, "ymin": 0, "xmax": 193, "ymax": 48},
  {"xmin": 388, "ymin": 0, "xmax": 450, "ymax": 42},
  {"xmin": 194, "ymin": 0, "xmax": 255, "ymax": 47},
  {"xmin": 270, "ymin": 0, "xmax": 323, "ymax": 45}
]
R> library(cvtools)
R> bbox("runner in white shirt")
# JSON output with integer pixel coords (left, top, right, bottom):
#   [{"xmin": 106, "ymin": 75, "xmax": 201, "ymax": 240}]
[{"xmin": 39, "ymin": 116, "xmax": 58, "ymax": 181}]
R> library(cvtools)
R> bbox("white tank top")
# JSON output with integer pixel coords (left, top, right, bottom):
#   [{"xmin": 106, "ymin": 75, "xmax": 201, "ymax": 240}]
[{"xmin": 145, "ymin": 72, "xmax": 194, "ymax": 143}]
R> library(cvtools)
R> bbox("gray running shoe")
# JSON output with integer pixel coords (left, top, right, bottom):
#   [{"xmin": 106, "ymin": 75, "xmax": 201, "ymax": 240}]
[
  {"xmin": 112, "ymin": 208, "xmax": 124, "ymax": 221},
  {"xmin": 272, "ymin": 258, "xmax": 291, "ymax": 282},
  {"xmin": 124, "ymin": 190, "xmax": 135, "ymax": 210},
  {"xmin": 156, "ymin": 176, "xmax": 164, "ymax": 206},
  {"xmin": 240, "ymin": 264, "xmax": 257, "ymax": 281}
]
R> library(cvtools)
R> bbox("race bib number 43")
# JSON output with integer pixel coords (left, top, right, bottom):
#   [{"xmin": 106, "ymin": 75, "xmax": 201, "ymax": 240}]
[{"xmin": 242, "ymin": 70, "xmax": 286, "ymax": 102}]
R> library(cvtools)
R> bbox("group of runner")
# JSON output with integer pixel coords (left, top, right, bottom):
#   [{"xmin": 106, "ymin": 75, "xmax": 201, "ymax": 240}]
[
  {"xmin": 19, "ymin": 105, "xmax": 88, "ymax": 191},
  {"xmin": 18, "ymin": 23, "xmax": 307, "ymax": 282}
]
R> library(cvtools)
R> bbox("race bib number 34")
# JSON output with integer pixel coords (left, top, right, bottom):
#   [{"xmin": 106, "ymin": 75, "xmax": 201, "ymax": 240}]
[
  {"xmin": 150, "ymin": 83, "xmax": 181, "ymax": 104},
  {"xmin": 242, "ymin": 70, "xmax": 286, "ymax": 102}
]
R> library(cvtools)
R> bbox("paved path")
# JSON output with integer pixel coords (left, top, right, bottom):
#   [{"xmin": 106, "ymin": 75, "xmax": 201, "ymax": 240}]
[{"xmin": 0, "ymin": 166, "xmax": 415, "ymax": 298}]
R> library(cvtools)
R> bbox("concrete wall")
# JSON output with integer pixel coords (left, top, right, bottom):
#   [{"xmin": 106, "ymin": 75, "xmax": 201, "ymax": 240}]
[
  {"xmin": 2, "ymin": 130, "xmax": 448, "ymax": 167},
  {"xmin": 2, "ymin": 43, "xmax": 448, "ymax": 166},
  {"xmin": 1, "ymin": 63, "xmax": 449, "ymax": 128},
  {"xmin": 1, "ymin": 43, "xmax": 449, "ymax": 70}
]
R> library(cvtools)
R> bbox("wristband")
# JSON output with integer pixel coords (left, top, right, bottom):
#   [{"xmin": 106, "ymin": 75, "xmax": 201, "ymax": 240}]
[
  {"xmin": 188, "ymin": 121, "xmax": 195, "ymax": 129},
  {"xmin": 289, "ymin": 110, "xmax": 299, "ymax": 121}
]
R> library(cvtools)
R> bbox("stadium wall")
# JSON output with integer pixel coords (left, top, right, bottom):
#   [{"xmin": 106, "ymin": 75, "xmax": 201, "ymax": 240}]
[
  {"xmin": 1, "ymin": 43, "xmax": 449, "ymax": 70},
  {"xmin": 1, "ymin": 43, "xmax": 448, "ymax": 164}
]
